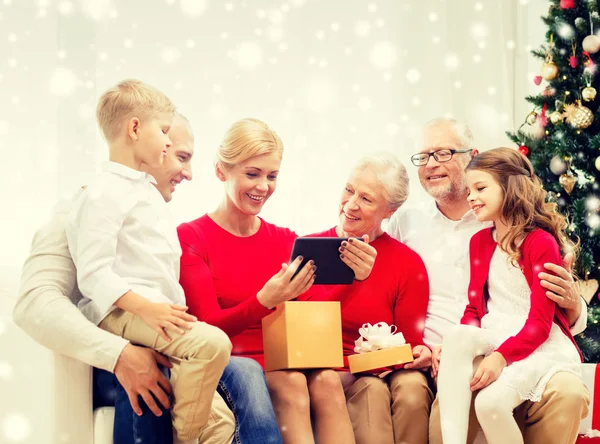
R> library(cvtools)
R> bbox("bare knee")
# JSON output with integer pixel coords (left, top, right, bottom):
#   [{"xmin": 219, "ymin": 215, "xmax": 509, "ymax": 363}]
[
  {"xmin": 307, "ymin": 369, "xmax": 346, "ymax": 408},
  {"xmin": 267, "ymin": 371, "xmax": 310, "ymax": 413}
]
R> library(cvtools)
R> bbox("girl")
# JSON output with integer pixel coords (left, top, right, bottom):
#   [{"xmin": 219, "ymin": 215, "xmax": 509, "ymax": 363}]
[{"xmin": 435, "ymin": 147, "xmax": 583, "ymax": 444}]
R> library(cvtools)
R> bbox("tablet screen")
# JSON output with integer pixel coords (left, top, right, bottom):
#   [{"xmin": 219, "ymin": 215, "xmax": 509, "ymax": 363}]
[{"xmin": 290, "ymin": 237, "xmax": 355, "ymax": 285}]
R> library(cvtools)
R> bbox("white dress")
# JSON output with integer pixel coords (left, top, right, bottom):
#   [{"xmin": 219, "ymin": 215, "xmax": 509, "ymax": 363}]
[{"xmin": 479, "ymin": 245, "xmax": 581, "ymax": 402}]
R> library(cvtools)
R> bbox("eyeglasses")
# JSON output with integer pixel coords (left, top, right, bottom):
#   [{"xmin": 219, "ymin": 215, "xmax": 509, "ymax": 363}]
[{"xmin": 410, "ymin": 148, "xmax": 473, "ymax": 167}]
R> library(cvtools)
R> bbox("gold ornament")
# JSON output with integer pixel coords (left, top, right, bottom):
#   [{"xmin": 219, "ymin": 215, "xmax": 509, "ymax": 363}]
[
  {"xmin": 559, "ymin": 173, "xmax": 577, "ymax": 194},
  {"xmin": 583, "ymin": 34, "xmax": 600, "ymax": 54},
  {"xmin": 541, "ymin": 61, "xmax": 559, "ymax": 80},
  {"xmin": 595, "ymin": 155, "xmax": 600, "ymax": 171},
  {"xmin": 526, "ymin": 111, "xmax": 538, "ymax": 125},
  {"xmin": 550, "ymin": 110, "xmax": 563, "ymax": 124},
  {"xmin": 563, "ymin": 101, "xmax": 594, "ymax": 129},
  {"xmin": 583, "ymin": 86, "xmax": 597, "ymax": 101}
]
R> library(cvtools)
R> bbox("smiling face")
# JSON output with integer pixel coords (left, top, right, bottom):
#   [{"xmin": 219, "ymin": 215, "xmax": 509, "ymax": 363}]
[
  {"xmin": 417, "ymin": 122, "xmax": 474, "ymax": 202},
  {"xmin": 338, "ymin": 167, "xmax": 395, "ymax": 237},
  {"xmin": 218, "ymin": 152, "xmax": 281, "ymax": 216},
  {"xmin": 144, "ymin": 114, "xmax": 194, "ymax": 202},
  {"xmin": 466, "ymin": 169, "xmax": 504, "ymax": 223}
]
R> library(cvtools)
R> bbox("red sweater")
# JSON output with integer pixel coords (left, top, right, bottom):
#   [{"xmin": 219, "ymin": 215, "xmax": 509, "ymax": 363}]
[
  {"xmin": 299, "ymin": 228, "xmax": 430, "ymax": 368},
  {"xmin": 461, "ymin": 228, "xmax": 582, "ymax": 364},
  {"xmin": 178, "ymin": 215, "xmax": 297, "ymax": 367}
]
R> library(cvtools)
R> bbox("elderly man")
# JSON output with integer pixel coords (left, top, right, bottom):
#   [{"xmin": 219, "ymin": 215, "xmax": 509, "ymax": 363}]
[
  {"xmin": 384, "ymin": 117, "xmax": 589, "ymax": 444},
  {"xmin": 14, "ymin": 112, "xmax": 282, "ymax": 444}
]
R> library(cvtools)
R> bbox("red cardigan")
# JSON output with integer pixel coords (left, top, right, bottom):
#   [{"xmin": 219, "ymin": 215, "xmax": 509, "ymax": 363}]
[{"xmin": 461, "ymin": 227, "xmax": 582, "ymax": 364}]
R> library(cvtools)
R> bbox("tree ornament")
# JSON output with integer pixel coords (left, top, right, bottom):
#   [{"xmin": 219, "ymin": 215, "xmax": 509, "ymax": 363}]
[
  {"xmin": 526, "ymin": 111, "xmax": 538, "ymax": 125},
  {"xmin": 550, "ymin": 110, "xmax": 564, "ymax": 124},
  {"xmin": 534, "ymin": 75, "xmax": 543, "ymax": 85},
  {"xmin": 559, "ymin": 173, "xmax": 577, "ymax": 194},
  {"xmin": 518, "ymin": 145, "xmax": 529, "ymax": 156},
  {"xmin": 542, "ymin": 59, "xmax": 559, "ymax": 80},
  {"xmin": 583, "ymin": 86, "xmax": 597, "ymax": 101},
  {"xmin": 570, "ymin": 40, "xmax": 578, "ymax": 67},
  {"xmin": 561, "ymin": 0, "xmax": 575, "ymax": 8},
  {"xmin": 550, "ymin": 155, "xmax": 568, "ymax": 175},
  {"xmin": 595, "ymin": 155, "xmax": 600, "ymax": 171},
  {"xmin": 563, "ymin": 101, "xmax": 594, "ymax": 128},
  {"xmin": 583, "ymin": 13, "xmax": 600, "ymax": 53}
]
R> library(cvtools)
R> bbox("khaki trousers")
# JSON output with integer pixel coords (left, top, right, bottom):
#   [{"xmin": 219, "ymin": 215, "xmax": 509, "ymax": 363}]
[
  {"xmin": 100, "ymin": 309, "xmax": 232, "ymax": 441},
  {"xmin": 344, "ymin": 370, "xmax": 434, "ymax": 444},
  {"xmin": 429, "ymin": 370, "xmax": 590, "ymax": 444}
]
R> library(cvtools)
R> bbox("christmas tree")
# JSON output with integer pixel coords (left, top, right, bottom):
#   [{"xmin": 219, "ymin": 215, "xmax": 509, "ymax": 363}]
[{"xmin": 507, "ymin": 0, "xmax": 600, "ymax": 362}]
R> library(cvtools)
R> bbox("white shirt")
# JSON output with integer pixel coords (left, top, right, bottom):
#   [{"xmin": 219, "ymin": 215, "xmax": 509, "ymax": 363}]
[
  {"xmin": 386, "ymin": 198, "xmax": 587, "ymax": 349},
  {"xmin": 66, "ymin": 162, "xmax": 185, "ymax": 325},
  {"xmin": 13, "ymin": 190, "xmax": 128, "ymax": 372}
]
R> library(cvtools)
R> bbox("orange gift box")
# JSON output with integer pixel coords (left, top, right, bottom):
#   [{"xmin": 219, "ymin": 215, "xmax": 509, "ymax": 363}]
[
  {"xmin": 348, "ymin": 344, "xmax": 414, "ymax": 374},
  {"xmin": 262, "ymin": 301, "xmax": 343, "ymax": 372}
]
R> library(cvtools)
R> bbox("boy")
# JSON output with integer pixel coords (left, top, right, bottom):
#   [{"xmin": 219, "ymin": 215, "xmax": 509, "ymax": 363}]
[{"xmin": 65, "ymin": 79, "xmax": 231, "ymax": 442}]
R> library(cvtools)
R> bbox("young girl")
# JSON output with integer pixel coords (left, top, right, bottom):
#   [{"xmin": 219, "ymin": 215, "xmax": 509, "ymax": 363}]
[{"xmin": 435, "ymin": 147, "xmax": 583, "ymax": 444}]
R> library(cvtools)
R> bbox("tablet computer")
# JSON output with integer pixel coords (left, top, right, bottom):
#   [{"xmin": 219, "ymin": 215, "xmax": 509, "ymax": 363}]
[{"xmin": 290, "ymin": 237, "xmax": 355, "ymax": 285}]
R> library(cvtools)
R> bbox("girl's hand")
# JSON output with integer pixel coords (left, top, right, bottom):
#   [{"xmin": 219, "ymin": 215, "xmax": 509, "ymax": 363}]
[
  {"xmin": 470, "ymin": 352, "xmax": 507, "ymax": 391},
  {"xmin": 138, "ymin": 303, "xmax": 197, "ymax": 342},
  {"xmin": 339, "ymin": 235, "xmax": 377, "ymax": 281},
  {"xmin": 257, "ymin": 256, "xmax": 316, "ymax": 309},
  {"xmin": 431, "ymin": 346, "xmax": 442, "ymax": 378}
]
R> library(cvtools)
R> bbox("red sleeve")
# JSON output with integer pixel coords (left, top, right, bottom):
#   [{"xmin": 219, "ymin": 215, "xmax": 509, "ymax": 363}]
[
  {"xmin": 495, "ymin": 232, "xmax": 560, "ymax": 364},
  {"xmin": 394, "ymin": 249, "xmax": 429, "ymax": 347},
  {"xmin": 460, "ymin": 234, "xmax": 482, "ymax": 327},
  {"xmin": 178, "ymin": 222, "xmax": 272, "ymax": 337}
]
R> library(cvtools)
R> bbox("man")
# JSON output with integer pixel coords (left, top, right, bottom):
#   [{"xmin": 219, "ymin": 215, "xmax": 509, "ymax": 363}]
[
  {"xmin": 385, "ymin": 117, "xmax": 589, "ymax": 444},
  {"xmin": 14, "ymin": 113, "xmax": 282, "ymax": 444}
]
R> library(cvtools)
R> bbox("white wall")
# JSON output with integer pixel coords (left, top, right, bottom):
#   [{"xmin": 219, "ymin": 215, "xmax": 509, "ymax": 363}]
[{"xmin": 0, "ymin": 0, "xmax": 550, "ymax": 442}]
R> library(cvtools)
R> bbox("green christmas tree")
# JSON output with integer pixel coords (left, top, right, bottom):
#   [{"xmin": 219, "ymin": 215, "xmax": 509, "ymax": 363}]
[{"xmin": 507, "ymin": 0, "xmax": 600, "ymax": 362}]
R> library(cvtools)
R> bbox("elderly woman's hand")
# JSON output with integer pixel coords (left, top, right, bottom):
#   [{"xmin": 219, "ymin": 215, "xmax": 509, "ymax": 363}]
[
  {"xmin": 404, "ymin": 345, "xmax": 432, "ymax": 371},
  {"xmin": 339, "ymin": 235, "xmax": 377, "ymax": 281}
]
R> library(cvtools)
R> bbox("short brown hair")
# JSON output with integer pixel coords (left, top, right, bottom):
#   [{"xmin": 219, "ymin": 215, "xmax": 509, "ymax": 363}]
[{"xmin": 96, "ymin": 79, "xmax": 175, "ymax": 141}]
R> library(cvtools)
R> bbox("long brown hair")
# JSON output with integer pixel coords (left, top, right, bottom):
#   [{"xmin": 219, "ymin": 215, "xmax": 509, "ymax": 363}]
[{"xmin": 466, "ymin": 147, "xmax": 577, "ymax": 265}]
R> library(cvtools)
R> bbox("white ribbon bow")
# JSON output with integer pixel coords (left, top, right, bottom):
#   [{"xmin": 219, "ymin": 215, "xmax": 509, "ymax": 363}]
[{"xmin": 354, "ymin": 322, "xmax": 406, "ymax": 353}]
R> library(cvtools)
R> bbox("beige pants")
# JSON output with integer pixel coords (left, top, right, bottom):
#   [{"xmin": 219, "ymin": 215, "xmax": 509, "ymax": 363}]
[
  {"xmin": 429, "ymin": 369, "xmax": 590, "ymax": 444},
  {"xmin": 343, "ymin": 370, "xmax": 434, "ymax": 444},
  {"xmin": 100, "ymin": 309, "xmax": 232, "ymax": 441}
]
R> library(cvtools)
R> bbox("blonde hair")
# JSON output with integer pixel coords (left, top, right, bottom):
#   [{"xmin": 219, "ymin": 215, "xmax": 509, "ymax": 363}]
[
  {"xmin": 217, "ymin": 118, "xmax": 283, "ymax": 168},
  {"xmin": 96, "ymin": 79, "xmax": 175, "ymax": 141},
  {"xmin": 466, "ymin": 147, "xmax": 578, "ymax": 266},
  {"xmin": 354, "ymin": 152, "xmax": 410, "ymax": 211}
]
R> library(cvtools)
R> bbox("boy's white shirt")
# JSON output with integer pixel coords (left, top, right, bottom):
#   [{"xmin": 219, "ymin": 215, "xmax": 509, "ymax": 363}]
[
  {"xmin": 65, "ymin": 161, "xmax": 185, "ymax": 325},
  {"xmin": 386, "ymin": 199, "xmax": 587, "ymax": 349},
  {"xmin": 14, "ymin": 188, "xmax": 128, "ymax": 372}
]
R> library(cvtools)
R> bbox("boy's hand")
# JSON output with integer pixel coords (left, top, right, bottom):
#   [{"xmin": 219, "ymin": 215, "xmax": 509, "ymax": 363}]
[
  {"xmin": 470, "ymin": 352, "xmax": 506, "ymax": 391},
  {"xmin": 138, "ymin": 302, "xmax": 197, "ymax": 342},
  {"xmin": 431, "ymin": 346, "xmax": 442, "ymax": 378}
]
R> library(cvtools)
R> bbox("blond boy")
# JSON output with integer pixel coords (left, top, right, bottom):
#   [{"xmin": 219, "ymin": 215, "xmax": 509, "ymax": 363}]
[{"xmin": 65, "ymin": 79, "xmax": 231, "ymax": 442}]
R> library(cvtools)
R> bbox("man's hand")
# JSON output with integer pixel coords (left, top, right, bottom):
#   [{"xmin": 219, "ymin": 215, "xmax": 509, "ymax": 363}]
[
  {"xmin": 539, "ymin": 252, "xmax": 582, "ymax": 326},
  {"xmin": 114, "ymin": 344, "xmax": 173, "ymax": 416},
  {"xmin": 470, "ymin": 352, "xmax": 506, "ymax": 392},
  {"xmin": 431, "ymin": 346, "xmax": 442, "ymax": 378},
  {"xmin": 404, "ymin": 345, "xmax": 432, "ymax": 370}
]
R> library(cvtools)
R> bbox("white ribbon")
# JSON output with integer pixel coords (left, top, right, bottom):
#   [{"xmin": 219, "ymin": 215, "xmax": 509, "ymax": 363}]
[{"xmin": 354, "ymin": 322, "xmax": 406, "ymax": 353}]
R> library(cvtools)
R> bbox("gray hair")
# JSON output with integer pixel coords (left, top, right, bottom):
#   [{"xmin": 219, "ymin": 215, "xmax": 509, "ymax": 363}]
[
  {"xmin": 353, "ymin": 152, "xmax": 409, "ymax": 212},
  {"xmin": 422, "ymin": 117, "xmax": 475, "ymax": 150}
]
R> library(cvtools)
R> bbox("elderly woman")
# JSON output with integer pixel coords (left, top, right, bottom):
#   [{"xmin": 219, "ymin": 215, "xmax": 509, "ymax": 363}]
[{"xmin": 299, "ymin": 153, "xmax": 432, "ymax": 444}]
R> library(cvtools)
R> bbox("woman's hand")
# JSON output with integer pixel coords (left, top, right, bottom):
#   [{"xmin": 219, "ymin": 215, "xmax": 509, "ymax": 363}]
[
  {"xmin": 257, "ymin": 256, "xmax": 316, "ymax": 309},
  {"xmin": 339, "ymin": 235, "xmax": 377, "ymax": 281},
  {"xmin": 469, "ymin": 352, "xmax": 507, "ymax": 391},
  {"xmin": 404, "ymin": 345, "xmax": 432, "ymax": 370},
  {"xmin": 431, "ymin": 346, "xmax": 442, "ymax": 378}
]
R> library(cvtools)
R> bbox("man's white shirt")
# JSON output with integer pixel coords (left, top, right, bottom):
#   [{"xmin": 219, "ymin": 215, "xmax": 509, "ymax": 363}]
[
  {"xmin": 65, "ymin": 161, "xmax": 185, "ymax": 325},
  {"xmin": 386, "ymin": 199, "xmax": 587, "ymax": 349}
]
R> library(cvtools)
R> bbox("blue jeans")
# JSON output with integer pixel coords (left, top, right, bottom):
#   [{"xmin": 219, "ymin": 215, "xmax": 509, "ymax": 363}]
[{"xmin": 94, "ymin": 357, "xmax": 282, "ymax": 444}]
